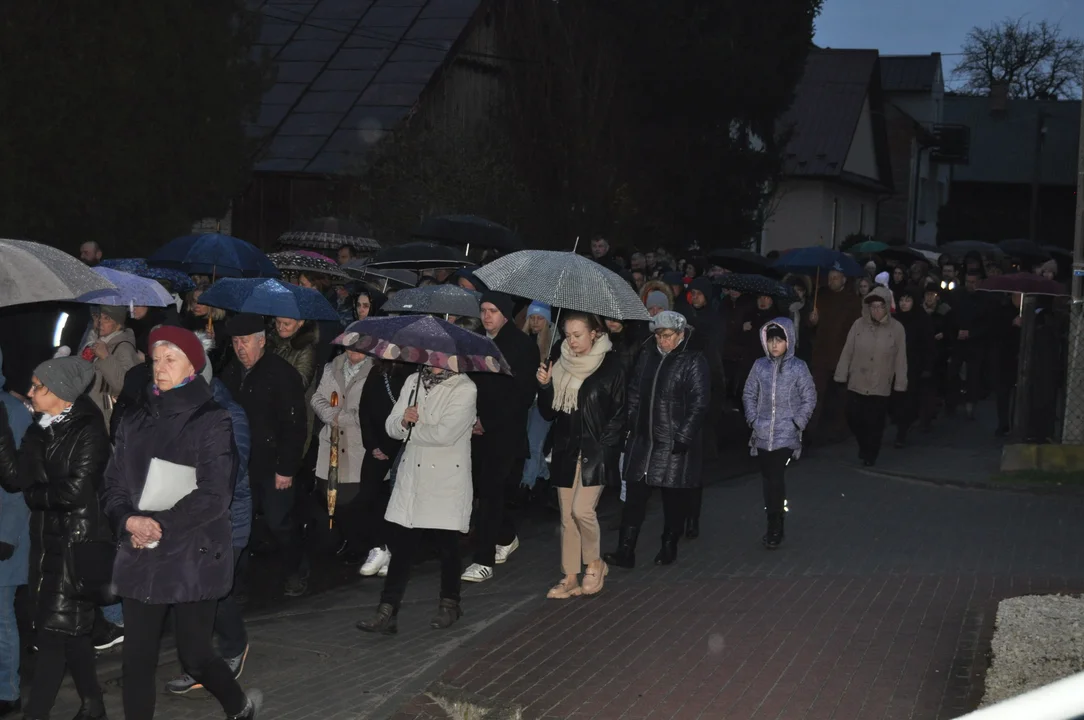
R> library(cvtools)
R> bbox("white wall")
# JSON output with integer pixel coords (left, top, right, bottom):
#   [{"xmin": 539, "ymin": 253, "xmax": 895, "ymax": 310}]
[{"xmin": 762, "ymin": 179, "xmax": 879, "ymax": 253}]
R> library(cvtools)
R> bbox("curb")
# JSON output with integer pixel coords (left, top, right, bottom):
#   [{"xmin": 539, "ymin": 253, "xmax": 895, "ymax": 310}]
[{"xmin": 858, "ymin": 465, "xmax": 1084, "ymax": 496}]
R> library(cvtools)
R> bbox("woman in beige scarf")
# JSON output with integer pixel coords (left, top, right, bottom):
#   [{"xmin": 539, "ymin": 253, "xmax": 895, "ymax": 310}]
[{"xmin": 536, "ymin": 313, "xmax": 627, "ymax": 599}]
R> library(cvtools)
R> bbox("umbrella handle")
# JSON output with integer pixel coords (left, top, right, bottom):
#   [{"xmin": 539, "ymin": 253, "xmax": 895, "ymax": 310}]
[
  {"xmin": 813, "ymin": 267, "xmax": 820, "ymax": 313},
  {"xmin": 404, "ymin": 379, "xmax": 420, "ymax": 442}
]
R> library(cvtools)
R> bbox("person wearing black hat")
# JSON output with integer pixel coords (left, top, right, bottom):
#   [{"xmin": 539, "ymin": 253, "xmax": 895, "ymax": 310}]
[
  {"xmin": 219, "ymin": 313, "xmax": 310, "ymax": 597},
  {"xmin": 459, "ymin": 292, "xmax": 539, "ymax": 583}
]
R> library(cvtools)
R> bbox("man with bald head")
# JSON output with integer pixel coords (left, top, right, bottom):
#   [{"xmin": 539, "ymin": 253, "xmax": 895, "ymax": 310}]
[{"xmin": 79, "ymin": 241, "xmax": 103, "ymax": 266}]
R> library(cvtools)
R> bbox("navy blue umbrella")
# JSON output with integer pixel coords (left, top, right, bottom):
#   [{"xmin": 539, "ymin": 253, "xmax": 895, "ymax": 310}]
[
  {"xmin": 198, "ymin": 278, "xmax": 340, "ymax": 321},
  {"xmin": 100, "ymin": 258, "xmax": 196, "ymax": 293},
  {"xmin": 772, "ymin": 246, "xmax": 865, "ymax": 278},
  {"xmin": 147, "ymin": 233, "xmax": 279, "ymax": 278}
]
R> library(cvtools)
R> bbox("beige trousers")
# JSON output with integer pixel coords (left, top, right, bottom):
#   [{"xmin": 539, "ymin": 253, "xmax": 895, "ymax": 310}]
[{"xmin": 557, "ymin": 461, "xmax": 604, "ymax": 576}]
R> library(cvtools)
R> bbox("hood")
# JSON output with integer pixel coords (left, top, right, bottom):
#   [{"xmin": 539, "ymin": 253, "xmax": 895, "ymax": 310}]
[
  {"xmin": 210, "ymin": 377, "xmax": 233, "ymax": 406},
  {"xmin": 639, "ymin": 280, "xmax": 674, "ymax": 309},
  {"xmin": 862, "ymin": 286, "xmax": 894, "ymax": 324},
  {"xmin": 782, "ymin": 273, "xmax": 812, "ymax": 297},
  {"xmin": 759, "ymin": 316, "xmax": 796, "ymax": 361},
  {"xmin": 688, "ymin": 276, "xmax": 713, "ymax": 298}
]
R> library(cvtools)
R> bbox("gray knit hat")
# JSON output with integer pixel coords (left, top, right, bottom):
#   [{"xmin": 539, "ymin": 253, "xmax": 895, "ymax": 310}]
[
  {"xmin": 34, "ymin": 357, "xmax": 95, "ymax": 402},
  {"xmin": 645, "ymin": 291, "xmax": 669, "ymax": 312},
  {"xmin": 649, "ymin": 310, "xmax": 687, "ymax": 332}
]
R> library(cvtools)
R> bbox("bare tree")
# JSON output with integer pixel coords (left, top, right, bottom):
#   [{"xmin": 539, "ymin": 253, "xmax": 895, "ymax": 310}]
[{"xmin": 953, "ymin": 18, "xmax": 1084, "ymax": 100}]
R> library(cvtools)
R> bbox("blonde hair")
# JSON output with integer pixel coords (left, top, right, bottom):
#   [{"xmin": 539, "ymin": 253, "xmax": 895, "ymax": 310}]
[{"xmin": 521, "ymin": 316, "xmax": 553, "ymax": 363}]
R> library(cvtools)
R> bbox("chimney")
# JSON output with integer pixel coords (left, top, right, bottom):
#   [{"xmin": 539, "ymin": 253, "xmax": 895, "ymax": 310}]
[{"xmin": 990, "ymin": 81, "xmax": 1009, "ymax": 113}]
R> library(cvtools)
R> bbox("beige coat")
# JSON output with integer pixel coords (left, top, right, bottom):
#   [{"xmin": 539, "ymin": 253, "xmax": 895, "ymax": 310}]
[
  {"xmin": 834, "ymin": 286, "xmax": 908, "ymax": 397},
  {"xmin": 88, "ymin": 328, "xmax": 139, "ymax": 424},
  {"xmin": 311, "ymin": 354, "xmax": 373, "ymax": 483},
  {"xmin": 384, "ymin": 372, "xmax": 476, "ymax": 533}
]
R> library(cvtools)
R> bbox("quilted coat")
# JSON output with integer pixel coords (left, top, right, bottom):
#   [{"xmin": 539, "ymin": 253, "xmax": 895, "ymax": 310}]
[
  {"xmin": 103, "ymin": 379, "xmax": 237, "ymax": 605},
  {"xmin": 742, "ymin": 317, "xmax": 818, "ymax": 457},
  {"xmin": 622, "ymin": 327, "xmax": 711, "ymax": 489},
  {"xmin": 834, "ymin": 286, "xmax": 908, "ymax": 397},
  {"xmin": 17, "ymin": 395, "xmax": 111, "ymax": 635}
]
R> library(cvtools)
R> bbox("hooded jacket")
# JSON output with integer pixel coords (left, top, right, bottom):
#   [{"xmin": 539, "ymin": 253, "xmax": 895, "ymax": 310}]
[
  {"xmin": 0, "ymin": 349, "xmax": 31, "ymax": 587},
  {"xmin": 742, "ymin": 317, "xmax": 817, "ymax": 456},
  {"xmin": 834, "ymin": 286, "xmax": 908, "ymax": 396}
]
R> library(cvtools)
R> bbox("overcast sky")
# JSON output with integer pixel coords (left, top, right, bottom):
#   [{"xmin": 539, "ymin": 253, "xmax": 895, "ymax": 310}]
[{"xmin": 814, "ymin": 0, "xmax": 1084, "ymax": 83}]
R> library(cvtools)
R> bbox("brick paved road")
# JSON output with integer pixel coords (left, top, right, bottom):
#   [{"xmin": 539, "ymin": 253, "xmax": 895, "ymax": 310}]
[{"xmin": 46, "ymin": 405, "xmax": 1084, "ymax": 719}]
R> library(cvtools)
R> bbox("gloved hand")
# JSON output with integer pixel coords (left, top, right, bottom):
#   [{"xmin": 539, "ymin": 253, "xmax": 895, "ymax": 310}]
[
  {"xmin": 671, "ymin": 441, "xmax": 688, "ymax": 455},
  {"xmin": 0, "ymin": 543, "xmax": 14, "ymax": 561}
]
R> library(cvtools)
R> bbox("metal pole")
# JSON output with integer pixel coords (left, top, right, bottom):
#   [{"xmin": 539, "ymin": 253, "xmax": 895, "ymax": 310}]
[
  {"xmin": 1061, "ymin": 76, "xmax": 1084, "ymax": 444},
  {"xmin": 1028, "ymin": 112, "xmax": 1045, "ymax": 244}
]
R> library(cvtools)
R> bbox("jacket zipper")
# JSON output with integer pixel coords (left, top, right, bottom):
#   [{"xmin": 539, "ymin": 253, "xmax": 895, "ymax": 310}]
[
  {"xmin": 645, "ymin": 351, "xmax": 669, "ymax": 460},
  {"xmin": 768, "ymin": 359, "xmax": 779, "ymax": 450}
]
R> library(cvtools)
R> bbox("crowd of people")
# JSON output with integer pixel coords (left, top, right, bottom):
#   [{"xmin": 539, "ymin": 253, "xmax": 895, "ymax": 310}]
[{"xmin": 0, "ymin": 235, "xmax": 1068, "ymax": 719}]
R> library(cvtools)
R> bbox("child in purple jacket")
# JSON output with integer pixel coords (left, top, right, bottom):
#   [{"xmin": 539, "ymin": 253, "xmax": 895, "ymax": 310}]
[{"xmin": 742, "ymin": 317, "xmax": 817, "ymax": 549}]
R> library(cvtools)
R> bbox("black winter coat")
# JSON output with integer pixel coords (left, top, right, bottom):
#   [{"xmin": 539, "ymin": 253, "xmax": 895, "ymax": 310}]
[
  {"xmin": 103, "ymin": 379, "xmax": 237, "ymax": 604},
  {"xmin": 538, "ymin": 350, "xmax": 626, "ymax": 488},
  {"xmin": 623, "ymin": 328, "xmax": 711, "ymax": 489},
  {"xmin": 220, "ymin": 351, "xmax": 308, "ymax": 483},
  {"xmin": 17, "ymin": 396, "xmax": 111, "ymax": 635},
  {"xmin": 472, "ymin": 323, "xmax": 539, "ymax": 461},
  {"xmin": 358, "ymin": 365, "xmax": 408, "ymax": 461}
]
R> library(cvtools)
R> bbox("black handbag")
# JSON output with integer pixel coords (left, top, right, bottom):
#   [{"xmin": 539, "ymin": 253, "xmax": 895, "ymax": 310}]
[{"xmin": 68, "ymin": 539, "xmax": 118, "ymax": 606}]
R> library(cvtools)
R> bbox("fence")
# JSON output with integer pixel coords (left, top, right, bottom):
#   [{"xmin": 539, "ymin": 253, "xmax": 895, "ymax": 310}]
[
  {"xmin": 1013, "ymin": 295, "xmax": 1074, "ymax": 444},
  {"xmin": 1063, "ymin": 299, "xmax": 1084, "ymax": 444}
]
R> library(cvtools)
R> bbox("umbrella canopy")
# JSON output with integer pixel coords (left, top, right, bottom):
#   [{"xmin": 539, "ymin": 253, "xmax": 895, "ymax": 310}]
[
  {"xmin": 1044, "ymin": 246, "xmax": 1072, "ymax": 264},
  {"xmin": 78, "ymin": 268, "xmax": 174, "ymax": 307},
  {"xmin": 979, "ymin": 273, "xmax": 1069, "ymax": 296},
  {"xmin": 771, "ymin": 246, "xmax": 865, "ymax": 278},
  {"xmin": 381, "ymin": 284, "xmax": 482, "ymax": 318},
  {"xmin": 879, "ymin": 246, "xmax": 933, "ymax": 266},
  {"xmin": 342, "ymin": 259, "xmax": 419, "ymax": 289},
  {"xmin": 100, "ymin": 258, "xmax": 196, "ymax": 294},
  {"xmin": 0, "ymin": 238, "xmax": 116, "ymax": 308},
  {"xmin": 268, "ymin": 252, "xmax": 350, "ymax": 280},
  {"xmin": 277, "ymin": 217, "xmax": 381, "ymax": 253},
  {"xmin": 705, "ymin": 248, "xmax": 777, "ymax": 276},
  {"xmin": 366, "ymin": 242, "xmax": 471, "ymax": 271},
  {"xmin": 938, "ymin": 240, "xmax": 1003, "ymax": 258},
  {"xmin": 849, "ymin": 240, "xmax": 889, "ymax": 254},
  {"xmin": 148, "ymin": 233, "xmax": 279, "ymax": 278},
  {"xmin": 998, "ymin": 239, "xmax": 1050, "ymax": 265},
  {"xmin": 714, "ymin": 273, "xmax": 796, "ymax": 301},
  {"xmin": 474, "ymin": 250, "xmax": 651, "ymax": 321},
  {"xmin": 198, "ymin": 278, "xmax": 340, "ymax": 321},
  {"xmin": 335, "ymin": 315, "xmax": 510, "ymax": 374},
  {"xmin": 411, "ymin": 215, "xmax": 523, "ymax": 252}
]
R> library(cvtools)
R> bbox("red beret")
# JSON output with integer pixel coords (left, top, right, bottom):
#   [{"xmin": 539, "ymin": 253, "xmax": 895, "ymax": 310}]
[{"xmin": 148, "ymin": 326, "xmax": 206, "ymax": 373}]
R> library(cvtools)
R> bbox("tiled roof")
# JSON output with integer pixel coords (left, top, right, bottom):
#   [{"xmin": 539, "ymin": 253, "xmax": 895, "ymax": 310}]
[
  {"xmin": 247, "ymin": 0, "xmax": 481, "ymax": 176},
  {"xmin": 880, "ymin": 54, "xmax": 940, "ymax": 93}
]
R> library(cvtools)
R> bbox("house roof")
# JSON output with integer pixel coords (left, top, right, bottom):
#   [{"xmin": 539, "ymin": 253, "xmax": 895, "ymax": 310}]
[
  {"xmin": 880, "ymin": 54, "xmax": 940, "ymax": 93},
  {"xmin": 778, "ymin": 49, "xmax": 893, "ymax": 192},
  {"xmin": 943, "ymin": 96, "xmax": 1080, "ymax": 186},
  {"xmin": 246, "ymin": 0, "xmax": 481, "ymax": 176}
]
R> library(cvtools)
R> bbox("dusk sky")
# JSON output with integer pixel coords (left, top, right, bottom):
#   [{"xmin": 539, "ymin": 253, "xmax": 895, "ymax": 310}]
[{"xmin": 814, "ymin": 0, "xmax": 1084, "ymax": 84}]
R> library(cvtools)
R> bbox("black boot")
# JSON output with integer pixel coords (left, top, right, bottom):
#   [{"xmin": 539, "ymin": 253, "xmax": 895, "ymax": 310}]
[
  {"xmin": 602, "ymin": 525, "xmax": 640, "ymax": 569},
  {"xmin": 762, "ymin": 512, "xmax": 784, "ymax": 550},
  {"xmin": 226, "ymin": 691, "xmax": 263, "ymax": 720},
  {"xmin": 684, "ymin": 516, "xmax": 700, "ymax": 539},
  {"xmin": 654, "ymin": 530, "xmax": 680, "ymax": 565},
  {"xmin": 356, "ymin": 603, "xmax": 398, "ymax": 635},
  {"xmin": 71, "ymin": 698, "xmax": 107, "ymax": 720},
  {"xmin": 429, "ymin": 598, "xmax": 463, "ymax": 630}
]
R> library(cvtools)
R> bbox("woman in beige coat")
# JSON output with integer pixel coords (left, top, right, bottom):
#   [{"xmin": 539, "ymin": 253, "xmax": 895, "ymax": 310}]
[
  {"xmin": 356, "ymin": 367, "xmax": 476, "ymax": 635},
  {"xmin": 83, "ymin": 305, "xmax": 140, "ymax": 425}
]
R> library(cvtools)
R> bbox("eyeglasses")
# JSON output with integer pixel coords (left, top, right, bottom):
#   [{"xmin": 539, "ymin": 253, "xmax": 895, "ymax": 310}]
[
  {"xmin": 655, "ymin": 330, "xmax": 679, "ymax": 340},
  {"xmin": 28, "ymin": 382, "xmax": 45, "ymax": 394}
]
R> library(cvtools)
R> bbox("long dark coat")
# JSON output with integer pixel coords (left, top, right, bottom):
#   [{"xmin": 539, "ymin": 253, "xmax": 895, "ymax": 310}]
[
  {"xmin": 623, "ymin": 328, "xmax": 711, "ymax": 489},
  {"xmin": 17, "ymin": 395, "xmax": 111, "ymax": 635},
  {"xmin": 103, "ymin": 379, "xmax": 237, "ymax": 605},
  {"xmin": 538, "ymin": 350, "xmax": 626, "ymax": 489}
]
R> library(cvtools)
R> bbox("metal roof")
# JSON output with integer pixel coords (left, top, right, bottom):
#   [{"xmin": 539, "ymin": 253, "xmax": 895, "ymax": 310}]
[
  {"xmin": 246, "ymin": 0, "xmax": 481, "ymax": 176},
  {"xmin": 943, "ymin": 96, "xmax": 1080, "ymax": 186},
  {"xmin": 880, "ymin": 54, "xmax": 940, "ymax": 93}
]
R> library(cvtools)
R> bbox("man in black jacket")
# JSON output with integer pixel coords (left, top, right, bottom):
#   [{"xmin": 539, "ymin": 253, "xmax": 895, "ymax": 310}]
[
  {"xmin": 220, "ymin": 313, "xmax": 309, "ymax": 597},
  {"xmin": 460, "ymin": 292, "xmax": 539, "ymax": 583}
]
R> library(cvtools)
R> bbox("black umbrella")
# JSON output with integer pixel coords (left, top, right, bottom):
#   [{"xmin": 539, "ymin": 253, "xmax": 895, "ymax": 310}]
[
  {"xmin": 706, "ymin": 248, "xmax": 778, "ymax": 276},
  {"xmin": 939, "ymin": 240, "xmax": 1004, "ymax": 258},
  {"xmin": 715, "ymin": 273, "xmax": 796, "ymax": 301},
  {"xmin": 381, "ymin": 284, "xmax": 482, "ymax": 318},
  {"xmin": 412, "ymin": 215, "xmax": 523, "ymax": 253},
  {"xmin": 998, "ymin": 239, "xmax": 1050, "ymax": 265},
  {"xmin": 879, "ymin": 246, "xmax": 930, "ymax": 265},
  {"xmin": 268, "ymin": 251, "xmax": 351, "ymax": 280},
  {"xmin": 342, "ymin": 259, "xmax": 418, "ymax": 291},
  {"xmin": 277, "ymin": 217, "xmax": 381, "ymax": 253},
  {"xmin": 366, "ymin": 242, "xmax": 472, "ymax": 271}
]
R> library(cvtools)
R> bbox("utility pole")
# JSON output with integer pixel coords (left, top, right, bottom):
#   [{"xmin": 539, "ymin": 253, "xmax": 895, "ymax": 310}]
[{"xmin": 1062, "ymin": 73, "xmax": 1084, "ymax": 444}]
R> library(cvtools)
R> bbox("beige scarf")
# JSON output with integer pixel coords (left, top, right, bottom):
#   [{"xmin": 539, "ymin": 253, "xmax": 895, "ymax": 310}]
[{"xmin": 550, "ymin": 333, "xmax": 613, "ymax": 414}]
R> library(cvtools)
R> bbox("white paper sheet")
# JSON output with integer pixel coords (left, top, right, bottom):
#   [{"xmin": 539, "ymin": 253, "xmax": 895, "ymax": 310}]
[{"xmin": 137, "ymin": 458, "xmax": 198, "ymax": 512}]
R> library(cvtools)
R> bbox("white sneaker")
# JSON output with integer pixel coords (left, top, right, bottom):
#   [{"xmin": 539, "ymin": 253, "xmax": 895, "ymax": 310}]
[
  {"xmin": 359, "ymin": 546, "xmax": 391, "ymax": 577},
  {"xmin": 460, "ymin": 563, "xmax": 494, "ymax": 583},
  {"xmin": 495, "ymin": 536, "xmax": 520, "ymax": 565},
  {"xmin": 378, "ymin": 564, "xmax": 388, "ymax": 577}
]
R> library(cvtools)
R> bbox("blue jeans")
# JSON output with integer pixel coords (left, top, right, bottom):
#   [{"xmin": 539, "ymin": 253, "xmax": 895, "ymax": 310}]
[
  {"xmin": 0, "ymin": 585, "xmax": 18, "ymax": 701},
  {"xmin": 520, "ymin": 406, "xmax": 552, "ymax": 489},
  {"xmin": 102, "ymin": 602, "xmax": 124, "ymax": 627}
]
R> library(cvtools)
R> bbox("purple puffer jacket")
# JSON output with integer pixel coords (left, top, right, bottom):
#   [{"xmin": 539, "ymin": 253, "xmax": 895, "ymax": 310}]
[{"xmin": 742, "ymin": 317, "xmax": 817, "ymax": 457}]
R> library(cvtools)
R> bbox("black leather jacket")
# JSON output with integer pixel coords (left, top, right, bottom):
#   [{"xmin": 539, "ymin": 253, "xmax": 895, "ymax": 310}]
[{"xmin": 538, "ymin": 350, "xmax": 626, "ymax": 488}]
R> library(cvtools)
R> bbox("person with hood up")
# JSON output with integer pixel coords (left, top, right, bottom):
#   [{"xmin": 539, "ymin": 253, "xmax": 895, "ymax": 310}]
[
  {"xmin": 604, "ymin": 312, "xmax": 709, "ymax": 569},
  {"xmin": 834, "ymin": 286, "xmax": 908, "ymax": 466},
  {"xmin": 639, "ymin": 280, "xmax": 673, "ymax": 317},
  {"xmin": 742, "ymin": 318, "xmax": 817, "ymax": 549}
]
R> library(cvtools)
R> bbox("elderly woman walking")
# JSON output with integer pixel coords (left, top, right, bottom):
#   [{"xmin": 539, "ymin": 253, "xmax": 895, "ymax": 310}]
[
  {"xmin": 103, "ymin": 326, "xmax": 261, "ymax": 720},
  {"xmin": 356, "ymin": 365, "xmax": 477, "ymax": 634},
  {"xmin": 536, "ymin": 313, "xmax": 626, "ymax": 599},
  {"xmin": 7, "ymin": 358, "xmax": 109, "ymax": 720},
  {"xmin": 604, "ymin": 311, "xmax": 710, "ymax": 569}
]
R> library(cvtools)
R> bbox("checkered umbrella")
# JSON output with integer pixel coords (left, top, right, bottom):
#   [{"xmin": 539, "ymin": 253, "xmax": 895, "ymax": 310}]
[
  {"xmin": 277, "ymin": 217, "xmax": 381, "ymax": 253},
  {"xmin": 268, "ymin": 252, "xmax": 351, "ymax": 280},
  {"xmin": 474, "ymin": 250, "xmax": 651, "ymax": 321},
  {"xmin": 382, "ymin": 284, "xmax": 482, "ymax": 318}
]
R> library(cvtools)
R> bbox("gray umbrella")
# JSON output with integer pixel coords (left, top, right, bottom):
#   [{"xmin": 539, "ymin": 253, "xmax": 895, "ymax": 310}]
[
  {"xmin": 0, "ymin": 238, "xmax": 116, "ymax": 308},
  {"xmin": 475, "ymin": 250, "xmax": 651, "ymax": 321},
  {"xmin": 382, "ymin": 284, "xmax": 482, "ymax": 318}
]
